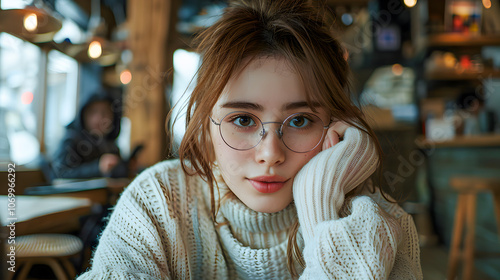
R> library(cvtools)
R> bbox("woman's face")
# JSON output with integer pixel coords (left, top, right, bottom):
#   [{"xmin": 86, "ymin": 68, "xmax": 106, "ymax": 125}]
[{"xmin": 210, "ymin": 57, "xmax": 330, "ymax": 213}]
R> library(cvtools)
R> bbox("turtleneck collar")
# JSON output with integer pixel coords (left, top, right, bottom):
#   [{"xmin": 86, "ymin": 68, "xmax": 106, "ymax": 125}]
[
  {"xmin": 219, "ymin": 194, "xmax": 297, "ymax": 233},
  {"xmin": 210, "ymin": 180, "xmax": 296, "ymax": 249},
  {"xmin": 206, "ymin": 163, "xmax": 297, "ymax": 248}
]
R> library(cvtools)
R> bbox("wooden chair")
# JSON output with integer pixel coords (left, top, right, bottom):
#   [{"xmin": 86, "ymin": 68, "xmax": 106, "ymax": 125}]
[
  {"xmin": 447, "ymin": 176, "xmax": 500, "ymax": 280},
  {"xmin": 7, "ymin": 234, "xmax": 83, "ymax": 280}
]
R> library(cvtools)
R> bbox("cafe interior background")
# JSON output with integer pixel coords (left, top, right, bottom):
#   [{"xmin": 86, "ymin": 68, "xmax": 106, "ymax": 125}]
[{"xmin": 0, "ymin": 0, "xmax": 499, "ymax": 279}]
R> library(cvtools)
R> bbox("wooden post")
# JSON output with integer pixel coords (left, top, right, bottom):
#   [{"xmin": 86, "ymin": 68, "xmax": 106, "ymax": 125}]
[
  {"xmin": 494, "ymin": 192, "xmax": 500, "ymax": 237},
  {"xmin": 125, "ymin": 0, "xmax": 178, "ymax": 166},
  {"xmin": 463, "ymin": 193, "xmax": 477, "ymax": 280},
  {"xmin": 447, "ymin": 194, "xmax": 467, "ymax": 280},
  {"xmin": 37, "ymin": 48, "xmax": 49, "ymax": 154}
]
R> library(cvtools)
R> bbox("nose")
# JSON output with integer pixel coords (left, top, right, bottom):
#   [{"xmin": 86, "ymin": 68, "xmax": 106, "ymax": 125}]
[{"xmin": 254, "ymin": 127, "xmax": 285, "ymax": 166}]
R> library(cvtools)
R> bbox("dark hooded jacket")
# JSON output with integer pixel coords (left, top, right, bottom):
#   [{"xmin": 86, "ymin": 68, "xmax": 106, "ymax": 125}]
[{"xmin": 51, "ymin": 89, "xmax": 127, "ymax": 179}]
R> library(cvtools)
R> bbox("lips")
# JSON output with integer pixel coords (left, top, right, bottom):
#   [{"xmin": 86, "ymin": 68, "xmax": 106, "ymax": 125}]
[{"xmin": 248, "ymin": 175, "xmax": 289, "ymax": 193}]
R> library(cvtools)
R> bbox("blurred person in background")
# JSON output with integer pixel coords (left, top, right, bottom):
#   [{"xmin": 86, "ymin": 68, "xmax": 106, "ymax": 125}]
[{"xmin": 51, "ymin": 89, "xmax": 128, "ymax": 179}]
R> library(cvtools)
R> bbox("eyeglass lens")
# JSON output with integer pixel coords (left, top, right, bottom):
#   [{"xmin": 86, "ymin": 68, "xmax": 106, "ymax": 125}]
[{"xmin": 219, "ymin": 112, "xmax": 326, "ymax": 152}]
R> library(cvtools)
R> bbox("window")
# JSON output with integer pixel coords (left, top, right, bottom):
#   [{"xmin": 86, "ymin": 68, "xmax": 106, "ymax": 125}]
[
  {"xmin": 0, "ymin": 32, "xmax": 41, "ymax": 165},
  {"xmin": 169, "ymin": 49, "xmax": 200, "ymax": 153},
  {"xmin": 0, "ymin": 34, "xmax": 80, "ymax": 166},
  {"xmin": 0, "ymin": 0, "xmax": 30, "ymax": 9},
  {"xmin": 45, "ymin": 49, "xmax": 79, "ymax": 158}
]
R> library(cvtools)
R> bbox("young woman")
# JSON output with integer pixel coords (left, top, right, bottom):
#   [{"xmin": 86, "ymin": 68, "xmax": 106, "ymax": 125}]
[{"xmin": 78, "ymin": 0, "xmax": 422, "ymax": 279}]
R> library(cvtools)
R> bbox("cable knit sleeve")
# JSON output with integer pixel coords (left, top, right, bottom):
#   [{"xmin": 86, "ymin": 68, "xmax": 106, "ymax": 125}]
[
  {"xmin": 293, "ymin": 126, "xmax": 379, "ymax": 241},
  {"xmin": 293, "ymin": 126, "xmax": 422, "ymax": 279},
  {"xmin": 299, "ymin": 196, "xmax": 401, "ymax": 279},
  {"xmin": 77, "ymin": 165, "xmax": 176, "ymax": 280}
]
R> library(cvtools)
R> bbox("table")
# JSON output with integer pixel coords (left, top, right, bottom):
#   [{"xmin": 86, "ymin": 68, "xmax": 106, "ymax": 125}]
[
  {"xmin": 0, "ymin": 195, "xmax": 92, "ymax": 236},
  {"xmin": 24, "ymin": 177, "xmax": 131, "ymax": 205}
]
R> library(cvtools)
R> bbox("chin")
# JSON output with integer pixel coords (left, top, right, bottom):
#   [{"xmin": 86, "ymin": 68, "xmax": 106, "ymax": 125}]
[{"xmin": 244, "ymin": 195, "xmax": 293, "ymax": 213}]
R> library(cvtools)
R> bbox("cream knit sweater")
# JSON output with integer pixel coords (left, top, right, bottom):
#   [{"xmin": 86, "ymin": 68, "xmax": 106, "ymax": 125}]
[{"xmin": 78, "ymin": 127, "xmax": 422, "ymax": 279}]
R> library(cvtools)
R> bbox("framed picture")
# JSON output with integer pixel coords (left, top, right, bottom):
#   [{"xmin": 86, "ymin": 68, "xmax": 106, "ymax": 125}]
[{"xmin": 445, "ymin": 0, "xmax": 482, "ymax": 34}]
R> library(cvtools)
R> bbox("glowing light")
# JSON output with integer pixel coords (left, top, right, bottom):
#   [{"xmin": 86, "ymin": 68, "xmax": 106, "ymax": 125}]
[
  {"xmin": 88, "ymin": 40, "xmax": 102, "ymax": 59},
  {"xmin": 120, "ymin": 69, "xmax": 132, "ymax": 85},
  {"xmin": 443, "ymin": 52, "xmax": 457, "ymax": 68},
  {"xmin": 21, "ymin": 92, "xmax": 34, "ymax": 105},
  {"xmin": 392, "ymin": 64, "xmax": 404, "ymax": 76},
  {"xmin": 23, "ymin": 13, "xmax": 38, "ymax": 32},
  {"xmin": 483, "ymin": 0, "xmax": 492, "ymax": 9},
  {"xmin": 404, "ymin": 0, "xmax": 417, "ymax": 8}
]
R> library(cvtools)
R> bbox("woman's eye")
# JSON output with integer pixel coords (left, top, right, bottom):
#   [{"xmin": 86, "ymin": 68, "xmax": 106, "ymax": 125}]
[
  {"xmin": 289, "ymin": 116, "xmax": 309, "ymax": 128},
  {"xmin": 233, "ymin": 116, "xmax": 255, "ymax": 127}
]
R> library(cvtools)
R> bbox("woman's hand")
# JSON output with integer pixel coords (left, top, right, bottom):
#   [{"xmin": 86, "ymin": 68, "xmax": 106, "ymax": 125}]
[
  {"xmin": 293, "ymin": 124, "xmax": 379, "ymax": 243},
  {"xmin": 99, "ymin": 153, "xmax": 121, "ymax": 175},
  {"xmin": 299, "ymin": 196, "xmax": 401, "ymax": 279}
]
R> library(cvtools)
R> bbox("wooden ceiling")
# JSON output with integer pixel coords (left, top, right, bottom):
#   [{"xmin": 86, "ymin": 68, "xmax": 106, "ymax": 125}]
[{"xmin": 326, "ymin": 0, "xmax": 371, "ymax": 5}]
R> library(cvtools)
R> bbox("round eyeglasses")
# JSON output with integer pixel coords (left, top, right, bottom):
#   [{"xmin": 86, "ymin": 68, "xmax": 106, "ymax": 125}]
[{"xmin": 209, "ymin": 111, "xmax": 331, "ymax": 153}]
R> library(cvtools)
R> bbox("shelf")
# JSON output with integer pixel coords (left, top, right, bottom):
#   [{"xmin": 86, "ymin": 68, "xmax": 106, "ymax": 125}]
[
  {"xmin": 426, "ymin": 33, "xmax": 500, "ymax": 48},
  {"xmin": 425, "ymin": 68, "xmax": 500, "ymax": 80},
  {"xmin": 416, "ymin": 134, "xmax": 500, "ymax": 148}
]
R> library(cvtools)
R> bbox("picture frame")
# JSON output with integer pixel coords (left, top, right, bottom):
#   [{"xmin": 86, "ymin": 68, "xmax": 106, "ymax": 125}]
[{"xmin": 445, "ymin": 0, "xmax": 482, "ymax": 34}]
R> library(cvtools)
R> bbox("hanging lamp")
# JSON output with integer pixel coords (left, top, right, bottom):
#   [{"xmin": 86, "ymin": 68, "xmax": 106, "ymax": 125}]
[{"xmin": 0, "ymin": 6, "xmax": 62, "ymax": 43}]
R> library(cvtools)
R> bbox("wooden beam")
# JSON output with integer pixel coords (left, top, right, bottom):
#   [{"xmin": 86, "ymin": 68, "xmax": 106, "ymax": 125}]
[
  {"xmin": 125, "ymin": 0, "xmax": 177, "ymax": 166},
  {"xmin": 326, "ymin": 0, "xmax": 370, "ymax": 6}
]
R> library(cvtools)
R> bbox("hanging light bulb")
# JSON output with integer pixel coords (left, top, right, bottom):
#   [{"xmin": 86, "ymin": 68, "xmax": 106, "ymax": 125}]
[
  {"xmin": 404, "ymin": 0, "xmax": 417, "ymax": 8},
  {"xmin": 88, "ymin": 40, "xmax": 102, "ymax": 59},
  {"xmin": 120, "ymin": 69, "xmax": 132, "ymax": 85},
  {"xmin": 21, "ymin": 92, "xmax": 34, "ymax": 105},
  {"xmin": 483, "ymin": 0, "xmax": 492, "ymax": 9},
  {"xmin": 23, "ymin": 13, "xmax": 38, "ymax": 32},
  {"xmin": 0, "ymin": 7, "xmax": 62, "ymax": 43}
]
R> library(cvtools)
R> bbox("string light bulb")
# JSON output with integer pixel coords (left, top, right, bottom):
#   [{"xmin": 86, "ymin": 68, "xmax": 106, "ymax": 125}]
[
  {"xmin": 404, "ymin": 0, "xmax": 417, "ymax": 8},
  {"xmin": 88, "ymin": 40, "xmax": 102, "ymax": 59},
  {"xmin": 23, "ymin": 13, "xmax": 38, "ymax": 32}
]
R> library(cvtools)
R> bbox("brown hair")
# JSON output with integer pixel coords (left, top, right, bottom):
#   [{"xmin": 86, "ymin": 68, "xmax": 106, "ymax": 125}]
[{"xmin": 171, "ymin": 0, "xmax": 384, "ymax": 277}]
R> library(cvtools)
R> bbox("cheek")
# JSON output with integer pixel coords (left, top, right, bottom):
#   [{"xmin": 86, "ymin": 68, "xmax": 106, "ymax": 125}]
[
  {"xmin": 210, "ymin": 126, "xmax": 225, "ymax": 159},
  {"xmin": 290, "ymin": 148, "xmax": 321, "ymax": 172},
  {"xmin": 211, "ymin": 128, "xmax": 248, "ymax": 177},
  {"xmin": 101, "ymin": 117, "xmax": 112, "ymax": 126},
  {"xmin": 218, "ymin": 148, "xmax": 250, "ymax": 177},
  {"xmin": 86, "ymin": 115, "xmax": 99, "ymax": 128}
]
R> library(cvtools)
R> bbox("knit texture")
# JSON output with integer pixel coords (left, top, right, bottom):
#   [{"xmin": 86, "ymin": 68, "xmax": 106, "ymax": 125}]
[
  {"xmin": 77, "ymin": 130, "xmax": 422, "ymax": 279},
  {"xmin": 293, "ymin": 126, "xmax": 379, "ymax": 242}
]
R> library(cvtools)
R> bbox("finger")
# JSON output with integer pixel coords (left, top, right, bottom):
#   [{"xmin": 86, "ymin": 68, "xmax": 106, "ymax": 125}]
[{"xmin": 330, "ymin": 121, "xmax": 349, "ymax": 138}]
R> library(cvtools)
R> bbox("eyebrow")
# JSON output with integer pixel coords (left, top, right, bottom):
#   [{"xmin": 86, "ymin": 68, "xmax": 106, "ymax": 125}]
[
  {"xmin": 283, "ymin": 101, "xmax": 321, "ymax": 111},
  {"xmin": 221, "ymin": 101, "xmax": 263, "ymax": 111},
  {"xmin": 220, "ymin": 101, "xmax": 321, "ymax": 111}
]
